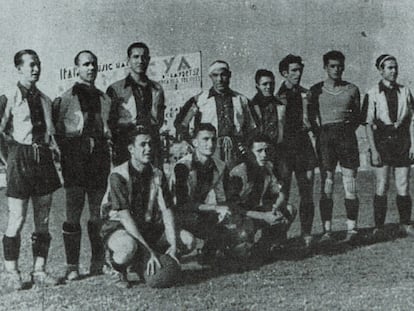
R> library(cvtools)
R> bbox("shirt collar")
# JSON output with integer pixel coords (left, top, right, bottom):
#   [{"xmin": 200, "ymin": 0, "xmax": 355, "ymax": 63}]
[
  {"xmin": 277, "ymin": 81, "xmax": 300, "ymax": 96},
  {"xmin": 191, "ymin": 152, "xmax": 216, "ymax": 171},
  {"xmin": 207, "ymin": 87, "xmax": 235, "ymax": 98},
  {"xmin": 124, "ymin": 73, "xmax": 151, "ymax": 89},
  {"xmin": 128, "ymin": 160, "xmax": 152, "ymax": 179},
  {"xmin": 379, "ymin": 80, "xmax": 400, "ymax": 93},
  {"xmin": 17, "ymin": 82, "xmax": 38, "ymax": 99}
]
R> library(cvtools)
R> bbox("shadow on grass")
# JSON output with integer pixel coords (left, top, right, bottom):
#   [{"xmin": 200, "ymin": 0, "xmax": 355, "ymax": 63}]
[{"xmin": 179, "ymin": 222, "xmax": 407, "ymax": 286}]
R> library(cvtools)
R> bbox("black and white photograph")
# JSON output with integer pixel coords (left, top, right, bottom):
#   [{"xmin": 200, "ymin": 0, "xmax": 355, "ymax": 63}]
[{"xmin": 0, "ymin": 0, "xmax": 414, "ymax": 310}]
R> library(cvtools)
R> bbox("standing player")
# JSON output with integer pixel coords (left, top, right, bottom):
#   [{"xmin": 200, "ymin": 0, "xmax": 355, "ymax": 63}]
[
  {"xmin": 0, "ymin": 50, "xmax": 61, "ymax": 289},
  {"xmin": 309, "ymin": 51, "xmax": 362, "ymax": 243},
  {"xmin": 276, "ymin": 55, "xmax": 318, "ymax": 247},
  {"xmin": 101, "ymin": 125, "xmax": 192, "ymax": 288},
  {"xmin": 53, "ymin": 50, "xmax": 111, "ymax": 280},
  {"xmin": 107, "ymin": 42, "xmax": 165, "ymax": 166},
  {"xmin": 174, "ymin": 60, "xmax": 256, "ymax": 168},
  {"xmin": 364, "ymin": 54, "xmax": 414, "ymax": 238}
]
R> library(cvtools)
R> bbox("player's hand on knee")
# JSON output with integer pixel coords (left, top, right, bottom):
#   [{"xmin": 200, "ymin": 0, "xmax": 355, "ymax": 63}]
[
  {"xmin": 263, "ymin": 211, "xmax": 283, "ymax": 226},
  {"xmin": 409, "ymin": 146, "xmax": 414, "ymax": 160},
  {"xmin": 146, "ymin": 251, "xmax": 162, "ymax": 276},
  {"xmin": 165, "ymin": 246, "xmax": 180, "ymax": 264},
  {"xmin": 216, "ymin": 205, "xmax": 231, "ymax": 223}
]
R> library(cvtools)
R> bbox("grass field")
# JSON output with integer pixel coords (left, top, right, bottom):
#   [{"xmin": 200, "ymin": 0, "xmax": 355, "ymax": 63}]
[{"xmin": 1, "ymin": 171, "xmax": 414, "ymax": 311}]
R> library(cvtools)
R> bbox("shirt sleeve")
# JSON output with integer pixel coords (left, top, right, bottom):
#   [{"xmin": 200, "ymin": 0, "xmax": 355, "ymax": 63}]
[
  {"xmin": 174, "ymin": 96, "xmax": 198, "ymax": 140},
  {"xmin": 351, "ymin": 86, "xmax": 362, "ymax": 126},
  {"xmin": 108, "ymin": 173, "xmax": 130, "ymax": 211},
  {"xmin": 361, "ymin": 94, "xmax": 369, "ymax": 125},
  {"xmin": 365, "ymin": 92, "xmax": 376, "ymax": 125},
  {"xmin": 172, "ymin": 163, "xmax": 201, "ymax": 212},
  {"xmin": 106, "ymin": 86, "xmax": 120, "ymax": 133}
]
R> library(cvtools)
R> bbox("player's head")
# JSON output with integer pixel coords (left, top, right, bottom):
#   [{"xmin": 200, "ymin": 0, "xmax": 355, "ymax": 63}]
[
  {"xmin": 255, "ymin": 69, "xmax": 275, "ymax": 97},
  {"xmin": 74, "ymin": 50, "xmax": 98, "ymax": 84},
  {"xmin": 127, "ymin": 125, "xmax": 152, "ymax": 164},
  {"xmin": 247, "ymin": 133, "xmax": 271, "ymax": 167},
  {"xmin": 14, "ymin": 49, "xmax": 41, "ymax": 84},
  {"xmin": 323, "ymin": 50, "xmax": 345, "ymax": 82},
  {"xmin": 209, "ymin": 60, "xmax": 231, "ymax": 93},
  {"xmin": 279, "ymin": 54, "xmax": 304, "ymax": 87},
  {"xmin": 376, "ymin": 54, "xmax": 398, "ymax": 83},
  {"xmin": 192, "ymin": 123, "xmax": 217, "ymax": 158},
  {"xmin": 127, "ymin": 42, "xmax": 151, "ymax": 75}
]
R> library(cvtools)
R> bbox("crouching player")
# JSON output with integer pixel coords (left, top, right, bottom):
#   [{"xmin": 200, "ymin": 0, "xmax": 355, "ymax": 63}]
[
  {"xmin": 169, "ymin": 123, "xmax": 233, "ymax": 263},
  {"xmin": 226, "ymin": 134, "xmax": 297, "ymax": 257},
  {"xmin": 365, "ymin": 54, "xmax": 414, "ymax": 238},
  {"xmin": 100, "ymin": 125, "xmax": 194, "ymax": 288}
]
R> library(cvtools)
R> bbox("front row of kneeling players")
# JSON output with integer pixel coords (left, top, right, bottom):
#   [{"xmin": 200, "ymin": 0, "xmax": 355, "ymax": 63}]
[{"xmin": 100, "ymin": 124, "xmax": 296, "ymax": 288}]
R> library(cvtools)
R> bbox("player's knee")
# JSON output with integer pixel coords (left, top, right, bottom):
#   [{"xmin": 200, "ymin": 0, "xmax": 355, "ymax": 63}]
[
  {"xmin": 343, "ymin": 174, "xmax": 357, "ymax": 199},
  {"xmin": 323, "ymin": 177, "xmax": 334, "ymax": 196},
  {"xmin": 395, "ymin": 179, "xmax": 409, "ymax": 196},
  {"xmin": 108, "ymin": 231, "xmax": 137, "ymax": 265},
  {"xmin": 179, "ymin": 229, "xmax": 196, "ymax": 254},
  {"xmin": 6, "ymin": 215, "xmax": 25, "ymax": 236}
]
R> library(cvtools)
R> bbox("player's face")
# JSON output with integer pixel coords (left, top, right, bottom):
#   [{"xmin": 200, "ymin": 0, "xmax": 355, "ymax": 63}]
[
  {"xmin": 283, "ymin": 63, "xmax": 303, "ymax": 86},
  {"xmin": 18, "ymin": 54, "xmax": 41, "ymax": 84},
  {"xmin": 129, "ymin": 134, "xmax": 152, "ymax": 164},
  {"xmin": 325, "ymin": 59, "xmax": 344, "ymax": 81},
  {"xmin": 210, "ymin": 68, "xmax": 231, "ymax": 93},
  {"xmin": 77, "ymin": 52, "xmax": 98, "ymax": 84},
  {"xmin": 251, "ymin": 142, "xmax": 269, "ymax": 167},
  {"xmin": 193, "ymin": 130, "xmax": 216, "ymax": 157},
  {"xmin": 129, "ymin": 48, "xmax": 150, "ymax": 75},
  {"xmin": 256, "ymin": 76, "xmax": 275, "ymax": 97},
  {"xmin": 380, "ymin": 59, "xmax": 398, "ymax": 83}
]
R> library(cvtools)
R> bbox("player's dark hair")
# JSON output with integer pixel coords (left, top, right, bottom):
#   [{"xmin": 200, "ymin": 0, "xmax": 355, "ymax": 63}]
[
  {"xmin": 247, "ymin": 133, "xmax": 271, "ymax": 150},
  {"xmin": 193, "ymin": 123, "xmax": 217, "ymax": 137},
  {"xmin": 74, "ymin": 50, "xmax": 98, "ymax": 66},
  {"xmin": 278, "ymin": 54, "xmax": 304, "ymax": 75},
  {"xmin": 375, "ymin": 54, "xmax": 397, "ymax": 70},
  {"xmin": 255, "ymin": 69, "xmax": 275, "ymax": 84},
  {"xmin": 14, "ymin": 49, "xmax": 39, "ymax": 68},
  {"xmin": 323, "ymin": 50, "xmax": 345, "ymax": 66},
  {"xmin": 127, "ymin": 42, "xmax": 150, "ymax": 58},
  {"xmin": 126, "ymin": 124, "xmax": 152, "ymax": 146}
]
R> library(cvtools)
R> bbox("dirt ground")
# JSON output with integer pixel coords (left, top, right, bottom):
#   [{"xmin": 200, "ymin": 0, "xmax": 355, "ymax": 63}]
[{"xmin": 1, "ymin": 171, "xmax": 414, "ymax": 311}]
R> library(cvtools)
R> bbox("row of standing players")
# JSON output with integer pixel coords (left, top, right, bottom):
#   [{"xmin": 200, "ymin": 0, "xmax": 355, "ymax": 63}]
[{"xmin": 0, "ymin": 42, "xmax": 413, "ymax": 290}]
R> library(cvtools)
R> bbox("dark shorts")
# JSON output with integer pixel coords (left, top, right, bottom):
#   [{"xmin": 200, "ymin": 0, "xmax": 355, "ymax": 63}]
[
  {"xmin": 274, "ymin": 132, "xmax": 318, "ymax": 180},
  {"xmin": 58, "ymin": 136, "xmax": 110, "ymax": 190},
  {"xmin": 174, "ymin": 210, "xmax": 219, "ymax": 240},
  {"xmin": 6, "ymin": 141, "xmax": 61, "ymax": 199},
  {"xmin": 317, "ymin": 123, "xmax": 360, "ymax": 171},
  {"xmin": 373, "ymin": 125, "xmax": 413, "ymax": 167}
]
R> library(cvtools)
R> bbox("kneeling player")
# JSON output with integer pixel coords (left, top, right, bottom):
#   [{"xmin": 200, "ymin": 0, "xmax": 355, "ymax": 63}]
[
  {"xmin": 365, "ymin": 54, "xmax": 414, "ymax": 238},
  {"xmin": 227, "ymin": 134, "xmax": 296, "ymax": 256},
  {"xmin": 169, "ymin": 123, "xmax": 233, "ymax": 263},
  {"xmin": 101, "ymin": 126, "xmax": 193, "ymax": 288}
]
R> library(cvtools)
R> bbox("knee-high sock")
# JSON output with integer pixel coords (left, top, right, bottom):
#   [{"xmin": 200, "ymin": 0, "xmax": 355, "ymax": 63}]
[
  {"xmin": 87, "ymin": 221, "xmax": 105, "ymax": 264},
  {"xmin": 373, "ymin": 195, "xmax": 387, "ymax": 228},
  {"xmin": 32, "ymin": 232, "xmax": 51, "ymax": 260},
  {"xmin": 319, "ymin": 198, "xmax": 333, "ymax": 223},
  {"xmin": 300, "ymin": 201, "xmax": 314, "ymax": 236},
  {"xmin": 63, "ymin": 222, "xmax": 81, "ymax": 266},
  {"xmin": 345, "ymin": 198, "xmax": 359, "ymax": 221},
  {"xmin": 3, "ymin": 235, "xmax": 21, "ymax": 261},
  {"xmin": 396, "ymin": 195, "xmax": 412, "ymax": 225}
]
